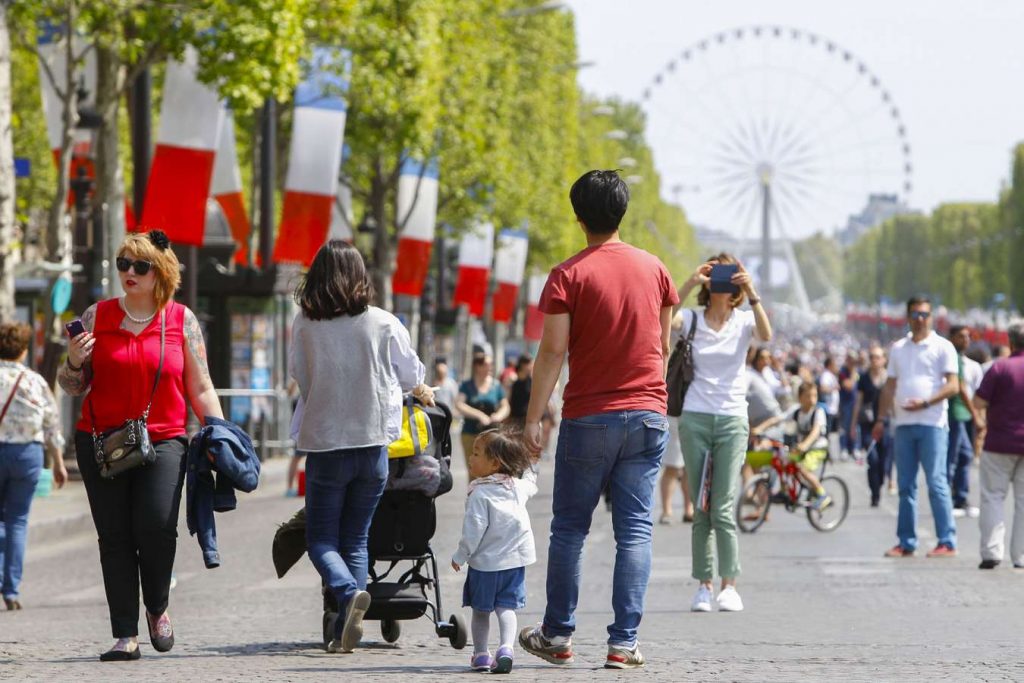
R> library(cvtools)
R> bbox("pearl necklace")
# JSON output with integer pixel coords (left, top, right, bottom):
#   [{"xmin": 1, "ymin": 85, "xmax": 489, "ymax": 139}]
[{"xmin": 120, "ymin": 297, "xmax": 157, "ymax": 325}]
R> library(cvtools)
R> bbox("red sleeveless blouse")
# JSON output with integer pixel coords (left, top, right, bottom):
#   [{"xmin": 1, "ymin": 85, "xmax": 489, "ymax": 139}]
[{"xmin": 77, "ymin": 298, "xmax": 188, "ymax": 441}]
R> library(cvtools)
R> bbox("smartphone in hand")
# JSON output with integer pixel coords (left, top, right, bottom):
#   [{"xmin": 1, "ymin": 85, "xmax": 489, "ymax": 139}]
[
  {"xmin": 709, "ymin": 264, "xmax": 740, "ymax": 294},
  {"xmin": 64, "ymin": 319, "xmax": 86, "ymax": 338}
]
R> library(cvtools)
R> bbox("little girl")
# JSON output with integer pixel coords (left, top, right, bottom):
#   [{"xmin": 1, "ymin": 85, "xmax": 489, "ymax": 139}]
[{"xmin": 451, "ymin": 429, "xmax": 537, "ymax": 674}]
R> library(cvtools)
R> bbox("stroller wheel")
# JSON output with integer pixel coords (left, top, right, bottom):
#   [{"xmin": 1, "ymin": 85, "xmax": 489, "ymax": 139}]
[
  {"xmin": 322, "ymin": 611, "xmax": 338, "ymax": 650},
  {"xmin": 448, "ymin": 613, "xmax": 468, "ymax": 650},
  {"xmin": 381, "ymin": 619, "xmax": 401, "ymax": 643}
]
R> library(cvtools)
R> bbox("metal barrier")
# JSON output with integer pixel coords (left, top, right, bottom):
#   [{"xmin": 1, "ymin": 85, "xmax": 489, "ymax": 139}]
[{"xmin": 214, "ymin": 388, "xmax": 295, "ymax": 461}]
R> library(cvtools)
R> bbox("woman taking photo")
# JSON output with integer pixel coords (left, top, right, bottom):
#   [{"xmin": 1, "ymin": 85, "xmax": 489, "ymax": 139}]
[
  {"xmin": 456, "ymin": 353, "xmax": 510, "ymax": 477},
  {"xmin": 58, "ymin": 230, "xmax": 223, "ymax": 661},
  {"xmin": 676, "ymin": 253, "xmax": 771, "ymax": 614},
  {"xmin": 289, "ymin": 240, "xmax": 434, "ymax": 654},
  {"xmin": 0, "ymin": 322, "xmax": 67, "ymax": 610},
  {"xmin": 851, "ymin": 346, "xmax": 892, "ymax": 506}
]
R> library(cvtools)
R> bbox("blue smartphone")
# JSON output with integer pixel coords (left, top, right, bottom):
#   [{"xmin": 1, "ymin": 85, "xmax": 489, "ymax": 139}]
[
  {"xmin": 709, "ymin": 264, "xmax": 740, "ymax": 294},
  {"xmin": 64, "ymin": 319, "xmax": 85, "ymax": 338}
]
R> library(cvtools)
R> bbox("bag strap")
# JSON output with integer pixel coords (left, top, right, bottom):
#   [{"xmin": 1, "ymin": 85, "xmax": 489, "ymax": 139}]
[
  {"xmin": 686, "ymin": 308, "xmax": 698, "ymax": 343},
  {"xmin": 0, "ymin": 371, "xmax": 25, "ymax": 428},
  {"xmin": 89, "ymin": 307, "xmax": 166, "ymax": 435}
]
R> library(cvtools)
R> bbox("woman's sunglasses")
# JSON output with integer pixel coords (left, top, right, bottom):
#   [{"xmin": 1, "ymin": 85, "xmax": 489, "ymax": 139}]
[{"xmin": 115, "ymin": 257, "xmax": 153, "ymax": 276}]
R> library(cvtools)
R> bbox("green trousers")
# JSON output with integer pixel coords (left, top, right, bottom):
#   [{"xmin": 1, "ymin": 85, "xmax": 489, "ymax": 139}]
[{"xmin": 679, "ymin": 411, "xmax": 749, "ymax": 581}]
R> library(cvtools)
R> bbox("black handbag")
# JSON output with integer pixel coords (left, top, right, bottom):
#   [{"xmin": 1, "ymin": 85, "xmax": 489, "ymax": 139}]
[
  {"xmin": 666, "ymin": 309, "xmax": 698, "ymax": 418},
  {"xmin": 89, "ymin": 310, "xmax": 165, "ymax": 479}
]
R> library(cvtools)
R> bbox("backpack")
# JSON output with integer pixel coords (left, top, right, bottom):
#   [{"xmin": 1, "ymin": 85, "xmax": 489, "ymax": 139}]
[
  {"xmin": 386, "ymin": 396, "xmax": 453, "ymax": 498},
  {"xmin": 666, "ymin": 310, "xmax": 698, "ymax": 417}
]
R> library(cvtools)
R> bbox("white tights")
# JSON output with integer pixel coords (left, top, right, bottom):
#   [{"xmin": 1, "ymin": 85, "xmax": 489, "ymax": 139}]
[{"xmin": 471, "ymin": 608, "xmax": 517, "ymax": 655}]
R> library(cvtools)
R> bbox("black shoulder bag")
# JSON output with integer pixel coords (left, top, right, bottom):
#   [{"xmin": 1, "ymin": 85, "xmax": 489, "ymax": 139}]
[
  {"xmin": 666, "ymin": 309, "xmax": 698, "ymax": 418},
  {"xmin": 90, "ymin": 310, "xmax": 165, "ymax": 479}
]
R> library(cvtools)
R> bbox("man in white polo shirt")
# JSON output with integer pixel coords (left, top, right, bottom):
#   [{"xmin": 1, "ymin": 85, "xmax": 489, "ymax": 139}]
[{"xmin": 873, "ymin": 296, "xmax": 960, "ymax": 558}]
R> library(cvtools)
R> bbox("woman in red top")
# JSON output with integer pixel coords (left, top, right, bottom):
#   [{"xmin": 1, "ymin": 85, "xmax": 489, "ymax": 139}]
[{"xmin": 58, "ymin": 230, "xmax": 223, "ymax": 662}]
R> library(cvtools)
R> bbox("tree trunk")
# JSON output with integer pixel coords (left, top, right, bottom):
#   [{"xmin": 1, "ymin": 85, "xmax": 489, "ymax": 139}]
[
  {"xmin": 370, "ymin": 169, "xmax": 393, "ymax": 310},
  {"xmin": 94, "ymin": 44, "xmax": 126, "ymax": 298},
  {"xmin": 0, "ymin": 4, "xmax": 16, "ymax": 321}
]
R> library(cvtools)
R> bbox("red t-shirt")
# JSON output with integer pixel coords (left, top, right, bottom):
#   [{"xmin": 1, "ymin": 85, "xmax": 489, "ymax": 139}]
[
  {"xmin": 77, "ymin": 299, "xmax": 188, "ymax": 442},
  {"xmin": 539, "ymin": 242, "xmax": 679, "ymax": 419}
]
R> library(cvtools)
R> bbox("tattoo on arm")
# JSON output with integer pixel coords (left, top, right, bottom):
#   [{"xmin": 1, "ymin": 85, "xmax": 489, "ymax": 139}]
[
  {"xmin": 184, "ymin": 309, "xmax": 212, "ymax": 385},
  {"xmin": 82, "ymin": 304, "xmax": 97, "ymax": 332},
  {"xmin": 58, "ymin": 304, "xmax": 97, "ymax": 395}
]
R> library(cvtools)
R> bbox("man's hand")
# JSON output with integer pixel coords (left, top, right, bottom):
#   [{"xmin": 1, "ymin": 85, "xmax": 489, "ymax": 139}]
[
  {"xmin": 902, "ymin": 398, "xmax": 928, "ymax": 412},
  {"xmin": 523, "ymin": 421, "xmax": 543, "ymax": 456},
  {"xmin": 871, "ymin": 421, "xmax": 885, "ymax": 443},
  {"xmin": 451, "ymin": 560, "xmax": 461, "ymax": 572},
  {"xmin": 974, "ymin": 414, "xmax": 986, "ymax": 432}
]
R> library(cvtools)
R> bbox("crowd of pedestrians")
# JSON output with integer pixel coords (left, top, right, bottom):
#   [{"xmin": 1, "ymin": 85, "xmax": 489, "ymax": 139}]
[{"xmin": 2, "ymin": 168, "xmax": 1023, "ymax": 674}]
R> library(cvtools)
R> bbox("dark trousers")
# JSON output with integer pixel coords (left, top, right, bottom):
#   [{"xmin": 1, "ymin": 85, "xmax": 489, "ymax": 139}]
[
  {"xmin": 76, "ymin": 431, "xmax": 187, "ymax": 638},
  {"xmin": 947, "ymin": 418, "xmax": 974, "ymax": 508},
  {"xmin": 863, "ymin": 426, "xmax": 893, "ymax": 504}
]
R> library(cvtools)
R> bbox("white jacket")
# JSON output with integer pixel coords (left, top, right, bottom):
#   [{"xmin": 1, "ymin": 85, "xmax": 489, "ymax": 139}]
[{"xmin": 452, "ymin": 469, "xmax": 538, "ymax": 572}]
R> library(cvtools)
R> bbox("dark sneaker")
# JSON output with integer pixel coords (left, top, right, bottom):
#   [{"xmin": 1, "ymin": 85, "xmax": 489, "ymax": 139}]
[
  {"xmin": 979, "ymin": 559, "xmax": 1001, "ymax": 569},
  {"xmin": 926, "ymin": 544, "xmax": 957, "ymax": 558},
  {"xmin": 518, "ymin": 625, "xmax": 574, "ymax": 665},
  {"xmin": 605, "ymin": 643, "xmax": 646, "ymax": 669},
  {"xmin": 491, "ymin": 645, "xmax": 514, "ymax": 674},
  {"xmin": 884, "ymin": 544, "xmax": 914, "ymax": 558}
]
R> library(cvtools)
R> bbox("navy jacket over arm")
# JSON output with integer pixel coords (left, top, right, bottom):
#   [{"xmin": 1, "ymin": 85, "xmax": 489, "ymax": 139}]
[{"xmin": 186, "ymin": 416, "xmax": 260, "ymax": 568}]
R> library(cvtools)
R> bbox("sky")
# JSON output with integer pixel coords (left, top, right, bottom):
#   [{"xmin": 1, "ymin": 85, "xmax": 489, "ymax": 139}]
[{"xmin": 564, "ymin": 0, "xmax": 1024, "ymax": 239}]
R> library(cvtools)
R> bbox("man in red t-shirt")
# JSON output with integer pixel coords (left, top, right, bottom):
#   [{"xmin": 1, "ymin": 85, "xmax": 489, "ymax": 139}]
[{"xmin": 519, "ymin": 170, "xmax": 679, "ymax": 671}]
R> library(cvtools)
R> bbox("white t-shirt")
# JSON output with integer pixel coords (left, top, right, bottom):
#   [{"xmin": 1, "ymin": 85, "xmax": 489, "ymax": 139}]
[
  {"xmin": 887, "ymin": 331, "xmax": 959, "ymax": 429},
  {"xmin": 963, "ymin": 355, "xmax": 983, "ymax": 397},
  {"xmin": 818, "ymin": 369, "xmax": 840, "ymax": 416},
  {"xmin": 682, "ymin": 308, "xmax": 758, "ymax": 418}
]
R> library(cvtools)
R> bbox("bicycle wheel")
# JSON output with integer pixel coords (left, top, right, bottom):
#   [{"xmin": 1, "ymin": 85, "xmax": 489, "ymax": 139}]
[
  {"xmin": 737, "ymin": 474, "xmax": 772, "ymax": 533},
  {"xmin": 807, "ymin": 474, "xmax": 850, "ymax": 532}
]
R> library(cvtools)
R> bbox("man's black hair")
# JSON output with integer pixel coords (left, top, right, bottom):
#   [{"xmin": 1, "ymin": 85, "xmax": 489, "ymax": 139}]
[
  {"xmin": 569, "ymin": 170, "xmax": 630, "ymax": 234},
  {"xmin": 906, "ymin": 295, "xmax": 931, "ymax": 314},
  {"xmin": 948, "ymin": 324, "xmax": 969, "ymax": 338}
]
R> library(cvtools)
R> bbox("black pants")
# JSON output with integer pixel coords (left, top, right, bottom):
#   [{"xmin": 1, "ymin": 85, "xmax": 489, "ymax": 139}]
[
  {"xmin": 862, "ymin": 426, "xmax": 893, "ymax": 504},
  {"xmin": 76, "ymin": 431, "xmax": 187, "ymax": 638}
]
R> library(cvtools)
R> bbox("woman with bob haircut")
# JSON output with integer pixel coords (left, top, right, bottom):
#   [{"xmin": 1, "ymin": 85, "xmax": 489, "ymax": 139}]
[
  {"xmin": 0, "ymin": 321, "xmax": 67, "ymax": 611},
  {"xmin": 675, "ymin": 252, "xmax": 771, "ymax": 615},
  {"xmin": 288, "ymin": 240, "xmax": 435, "ymax": 654},
  {"xmin": 58, "ymin": 230, "xmax": 224, "ymax": 662}
]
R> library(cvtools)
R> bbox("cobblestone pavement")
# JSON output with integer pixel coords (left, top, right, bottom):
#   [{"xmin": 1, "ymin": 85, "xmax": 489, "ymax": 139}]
[{"xmin": 3, "ymin": 444, "xmax": 1024, "ymax": 681}]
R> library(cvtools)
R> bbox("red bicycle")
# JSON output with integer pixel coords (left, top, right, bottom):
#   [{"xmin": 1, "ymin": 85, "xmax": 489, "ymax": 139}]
[{"xmin": 736, "ymin": 440, "xmax": 849, "ymax": 533}]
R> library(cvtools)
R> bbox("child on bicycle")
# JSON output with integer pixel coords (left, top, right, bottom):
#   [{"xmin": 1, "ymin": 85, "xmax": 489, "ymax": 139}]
[
  {"xmin": 753, "ymin": 382, "xmax": 832, "ymax": 510},
  {"xmin": 451, "ymin": 429, "xmax": 538, "ymax": 674}
]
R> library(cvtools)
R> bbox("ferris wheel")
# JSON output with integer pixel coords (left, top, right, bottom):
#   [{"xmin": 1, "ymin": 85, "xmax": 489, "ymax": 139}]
[{"xmin": 641, "ymin": 26, "xmax": 912, "ymax": 310}]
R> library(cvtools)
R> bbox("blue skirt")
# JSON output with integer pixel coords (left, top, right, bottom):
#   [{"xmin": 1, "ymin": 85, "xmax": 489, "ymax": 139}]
[{"xmin": 462, "ymin": 566, "xmax": 527, "ymax": 612}]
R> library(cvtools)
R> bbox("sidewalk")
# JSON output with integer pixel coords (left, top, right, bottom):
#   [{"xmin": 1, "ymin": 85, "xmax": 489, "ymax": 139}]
[{"xmin": 26, "ymin": 455, "xmax": 292, "ymax": 547}]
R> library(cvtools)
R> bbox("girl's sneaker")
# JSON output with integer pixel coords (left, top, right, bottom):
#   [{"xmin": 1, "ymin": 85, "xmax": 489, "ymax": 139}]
[
  {"xmin": 491, "ymin": 646, "xmax": 514, "ymax": 674},
  {"xmin": 690, "ymin": 585, "xmax": 713, "ymax": 612},
  {"xmin": 470, "ymin": 652, "xmax": 494, "ymax": 672},
  {"xmin": 716, "ymin": 586, "xmax": 744, "ymax": 612}
]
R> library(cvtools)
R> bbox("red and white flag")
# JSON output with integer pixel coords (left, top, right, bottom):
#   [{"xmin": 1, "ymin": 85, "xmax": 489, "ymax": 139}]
[
  {"xmin": 328, "ymin": 185, "xmax": 354, "ymax": 242},
  {"xmin": 453, "ymin": 222, "xmax": 494, "ymax": 318},
  {"xmin": 273, "ymin": 49, "xmax": 348, "ymax": 266},
  {"xmin": 524, "ymin": 274, "xmax": 547, "ymax": 341},
  {"xmin": 491, "ymin": 229, "xmax": 528, "ymax": 324},
  {"xmin": 141, "ymin": 48, "xmax": 224, "ymax": 245},
  {"xmin": 210, "ymin": 112, "xmax": 250, "ymax": 264},
  {"xmin": 392, "ymin": 159, "xmax": 439, "ymax": 296}
]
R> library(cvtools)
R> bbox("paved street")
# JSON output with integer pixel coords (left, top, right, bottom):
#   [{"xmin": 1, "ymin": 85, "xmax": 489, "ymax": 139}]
[{"xmin": 4, "ymin": 440, "xmax": 1024, "ymax": 681}]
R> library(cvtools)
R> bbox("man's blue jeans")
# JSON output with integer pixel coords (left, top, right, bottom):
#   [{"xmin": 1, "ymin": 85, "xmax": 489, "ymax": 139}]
[
  {"xmin": 946, "ymin": 418, "xmax": 974, "ymax": 508},
  {"xmin": 305, "ymin": 447, "xmax": 388, "ymax": 619},
  {"xmin": 542, "ymin": 410, "xmax": 667, "ymax": 648},
  {"xmin": 894, "ymin": 425, "xmax": 956, "ymax": 550},
  {"xmin": 0, "ymin": 442, "xmax": 43, "ymax": 600}
]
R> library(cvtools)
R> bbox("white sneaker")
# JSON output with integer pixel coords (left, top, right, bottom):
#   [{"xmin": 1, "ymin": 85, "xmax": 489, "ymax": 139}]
[
  {"xmin": 716, "ymin": 586, "xmax": 744, "ymax": 612},
  {"xmin": 967, "ymin": 506, "xmax": 980, "ymax": 519},
  {"xmin": 690, "ymin": 585, "xmax": 713, "ymax": 612},
  {"xmin": 952, "ymin": 508, "xmax": 966, "ymax": 519}
]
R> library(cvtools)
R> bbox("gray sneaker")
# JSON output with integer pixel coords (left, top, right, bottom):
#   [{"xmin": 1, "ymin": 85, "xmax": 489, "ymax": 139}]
[
  {"xmin": 518, "ymin": 625, "xmax": 574, "ymax": 665},
  {"xmin": 605, "ymin": 643, "xmax": 645, "ymax": 669},
  {"xmin": 328, "ymin": 590, "xmax": 371, "ymax": 653}
]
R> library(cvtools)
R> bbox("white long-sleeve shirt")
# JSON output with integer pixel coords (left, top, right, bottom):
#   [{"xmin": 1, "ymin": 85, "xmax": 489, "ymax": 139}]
[
  {"xmin": 452, "ymin": 469, "xmax": 538, "ymax": 572},
  {"xmin": 289, "ymin": 306, "xmax": 425, "ymax": 452}
]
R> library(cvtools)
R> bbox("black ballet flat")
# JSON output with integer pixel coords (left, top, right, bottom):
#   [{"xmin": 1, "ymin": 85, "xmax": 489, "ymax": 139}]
[{"xmin": 100, "ymin": 646, "xmax": 141, "ymax": 662}]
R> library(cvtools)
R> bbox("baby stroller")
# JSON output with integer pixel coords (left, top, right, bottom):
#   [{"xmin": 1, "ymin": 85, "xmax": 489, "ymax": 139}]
[{"xmin": 321, "ymin": 400, "xmax": 467, "ymax": 649}]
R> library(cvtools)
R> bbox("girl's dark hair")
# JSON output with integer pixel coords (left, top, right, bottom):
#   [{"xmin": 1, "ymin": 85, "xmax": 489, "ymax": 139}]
[
  {"xmin": 476, "ymin": 429, "xmax": 532, "ymax": 478},
  {"xmin": 296, "ymin": 240, "xmax": 374, "ymax": 320},
  {"xmin": 696, "ymin": 252, "xmax": 747, "ymax": 309}
]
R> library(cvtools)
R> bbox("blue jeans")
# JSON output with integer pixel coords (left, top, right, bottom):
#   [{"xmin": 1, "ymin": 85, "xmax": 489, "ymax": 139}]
[
  {"xmin": 543, "ymin": 410, "xmax": 667, "ymax": 648},
  {"xmin": 839, "ymin": 399, "xmax": 856, "ymax": 455},
  {"xmin": 305, "ymin": 447, "xmax": 388, "ymax": 621},
  {"xmin": 946, "ymin": 418, "xmax": 974, "ymax": 508},
  {"xmin": 0, "ymin": 442, "xmax": 43, "ymax": 600},
  {"xmin": 894, "ymin": 425, "xmax": 956, "ymax": 550}
]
